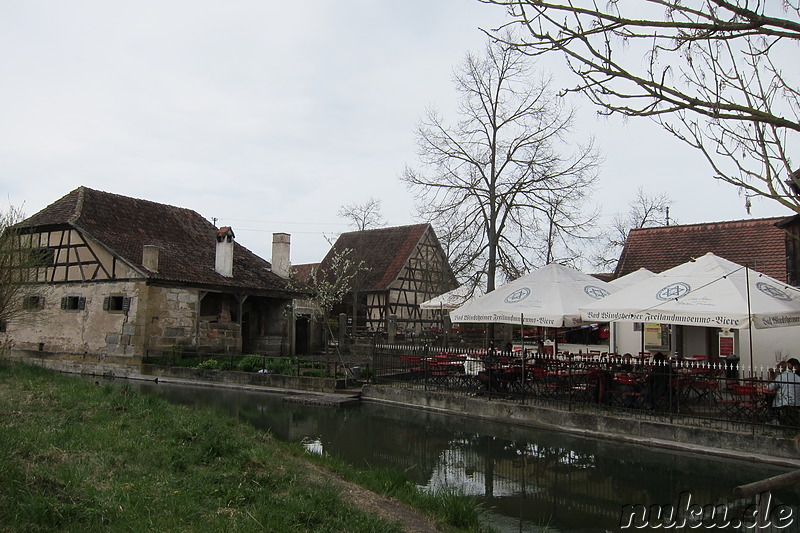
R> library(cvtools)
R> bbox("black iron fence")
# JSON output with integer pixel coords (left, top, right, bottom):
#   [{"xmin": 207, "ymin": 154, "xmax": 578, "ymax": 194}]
[{"xmin": 371, "ymin": 344, "xmax": 800, "ymax": 434}]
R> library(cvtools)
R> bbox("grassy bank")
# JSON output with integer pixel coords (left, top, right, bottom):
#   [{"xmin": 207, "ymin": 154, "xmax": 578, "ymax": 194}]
[{"xmin": 0, "ymin": 361, "xmax": 486, "ymax": 532}]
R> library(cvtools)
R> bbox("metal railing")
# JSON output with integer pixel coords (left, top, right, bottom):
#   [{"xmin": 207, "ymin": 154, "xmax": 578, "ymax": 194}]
[{"xmin": 371, "ymin": 344, "xmax": 800, "ymax": 434}]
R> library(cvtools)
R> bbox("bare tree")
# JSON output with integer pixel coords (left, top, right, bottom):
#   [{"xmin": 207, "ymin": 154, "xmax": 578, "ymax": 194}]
[
  {"xmin": 593, "ymin": 188, "xmax": 674, "ymax": 270},
  {"xmin": 536, "ymin": 184, "xmax": 602, "ymax": 268},
  {"xmin": 481, "ymin": 0, "xmax": 800, "ymax": 213},
  {"xmin": 0, "ymin": 206, "xmax": 42, "ymax": 346},
  {"xmin": 292, "ymin": 248, "xmax": 364, "ymax": 359},
  {"xmin": 338, "ymin": 197, "xmax": 386, "ymax": 231},
  {"xmin": 402, "ymin": 36, "xmax": 599, "ymax": 292},
  {"xmin": 335, "ymin": 198, "xmax": 385, "ymax": 335}
]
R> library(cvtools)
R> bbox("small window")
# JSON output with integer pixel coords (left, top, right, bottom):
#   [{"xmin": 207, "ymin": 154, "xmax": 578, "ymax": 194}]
[
  {"xmin": 61, "ymin": 296, "xmax": 86, "ymax": 311},
  {"xmin": 22, "ymin": 295, "xmax": 45, "ymax": 311},
  {"xmin": 0, "ymin": 321, "xmax": 6, "ymax": 333},
  {"xmin": 103, "ymin": 296, "xmax": 131, "ymax": 312}
]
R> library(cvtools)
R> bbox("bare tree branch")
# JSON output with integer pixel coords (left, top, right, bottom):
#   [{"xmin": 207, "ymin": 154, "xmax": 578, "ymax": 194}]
[
  {"xmin": 0, "ymin": 206, "xmax": 48, "ymax": 344},
  {"xmin": 402, "ymin": 35, "xmax": 599, "ymax": 292},
  {"xmin": 337, "ymin": 197, "xmax": 387, "ymax": 232},
  {"xmin": 592, "ymin": 187, "xmax": 674, "ymax": 270},
  {"xmin": 481, "ymin": 0, "xmax": 800, "ymax": 214}
]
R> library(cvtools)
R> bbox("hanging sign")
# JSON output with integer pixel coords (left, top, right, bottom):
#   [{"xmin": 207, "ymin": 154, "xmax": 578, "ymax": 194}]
[
  {"xmin": 719, "ymin": 331, "xmax": 735, "ymax": 357},
  {"xmin": 644, "ymin": 323, "xmax": 670, "ymax": 351}
]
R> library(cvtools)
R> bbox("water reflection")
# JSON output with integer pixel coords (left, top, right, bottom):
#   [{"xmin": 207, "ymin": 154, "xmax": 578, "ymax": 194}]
[{"xmin": 120, "ymin": 379, "xmax": 800, "ymax": 532}]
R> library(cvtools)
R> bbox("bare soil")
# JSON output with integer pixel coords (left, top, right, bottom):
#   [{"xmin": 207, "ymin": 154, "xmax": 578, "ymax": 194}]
[{"xmin": 305, "ymin": 462, "xmax": 444, "ymax": 533}]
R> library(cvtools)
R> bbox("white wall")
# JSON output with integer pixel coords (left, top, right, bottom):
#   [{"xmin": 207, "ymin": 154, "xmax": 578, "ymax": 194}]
[{"xmin": 612, "ymin": 322, "xmax": 800, "ymax": 371}]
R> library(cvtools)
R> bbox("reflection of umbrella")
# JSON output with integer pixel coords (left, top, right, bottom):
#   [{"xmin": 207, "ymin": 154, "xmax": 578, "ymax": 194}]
[
  {"xmin": 420, "ymin": 285, "xmax": 482, "ymax": 310},
  {"xmin": 609, "ymin": 268, "xmax": 655, "ymax": 289},
  {"xmin": 450, "ymin": 263, "xmax": 616, "ymax": 327},
  {"xmin": 580, "ymin": 253, "xmax": 800, "ymax": 330}
]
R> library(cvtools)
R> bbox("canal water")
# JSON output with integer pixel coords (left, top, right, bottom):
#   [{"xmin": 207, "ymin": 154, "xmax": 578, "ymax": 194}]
[{"xmin": 121, "ymin": 379, "xmax": 799, "ymax": 532}]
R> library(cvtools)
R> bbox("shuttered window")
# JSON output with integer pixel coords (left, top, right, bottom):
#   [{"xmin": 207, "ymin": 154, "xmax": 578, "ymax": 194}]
[
  {"xmin": 23, "ymin": 295, "xmax": 45, "ymax": 310},
  {"xmin": 103, "ymin": 296, "xmax": 131, "ymax": 312},
  {"xmin": 60, "ymin": 296, "xmax": 86, "ymax": 311}
]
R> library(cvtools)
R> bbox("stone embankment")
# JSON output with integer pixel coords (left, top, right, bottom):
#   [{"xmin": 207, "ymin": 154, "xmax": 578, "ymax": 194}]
[{"xmin": 16, "ymin": 352, "xmax": 800, "ymax": 466}]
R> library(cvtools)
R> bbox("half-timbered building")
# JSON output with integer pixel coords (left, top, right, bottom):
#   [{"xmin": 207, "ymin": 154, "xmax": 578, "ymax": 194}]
[
  {"xmin": 315, "ymin": 224, "xmax": 458, "ymax": 334},
  {"xmin": 8, "ymin": 187, "xmax": 305, "ymax": 362}
]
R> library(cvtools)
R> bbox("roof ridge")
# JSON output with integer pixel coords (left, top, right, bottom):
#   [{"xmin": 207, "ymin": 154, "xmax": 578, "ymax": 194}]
[
  {"xmin": 340, "ymin": 222, "xmax": 429, "ymax": 236},
  {"xmin": 72, "ymin": 186, "xmax": 87, "ymax": 223},
  {"xmin": 77, "ymin": 186, "xmax": 202, "ymax": 218},
  {"xmin": 629, "ymin": 217, "xmax": 787, "ymax": 233}
]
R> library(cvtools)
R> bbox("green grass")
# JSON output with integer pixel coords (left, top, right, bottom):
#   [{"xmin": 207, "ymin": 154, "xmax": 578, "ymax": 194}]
[
  {"xmin": 0, "ymin": 362, "xmax": 405, "ymax": 532},
  {"xmin": 0, "ymin": 360, "xmax": 490, "ymax": 532},
  {"xmin": 304, "ymin": 453, "xmax": 490, "ymax": 533}
]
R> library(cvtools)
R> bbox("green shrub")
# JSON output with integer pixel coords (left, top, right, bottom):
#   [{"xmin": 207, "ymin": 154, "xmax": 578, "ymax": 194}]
[
  {"xmin": 237, "ymin": 355, "xmax": 265, "ymax": 373},
  {"xmin": 266, "ymin": 357, "xmax": 296, "ymax": 376},
  {"xmin": 195, "ymin": 359, "xmax": 221, "ymax": 370}
]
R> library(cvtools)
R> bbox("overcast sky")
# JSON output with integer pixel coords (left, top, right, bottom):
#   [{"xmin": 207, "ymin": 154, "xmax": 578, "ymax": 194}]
[{"xmin": 1, "ymin": 1, "xmax": 794, "ymax": 270}]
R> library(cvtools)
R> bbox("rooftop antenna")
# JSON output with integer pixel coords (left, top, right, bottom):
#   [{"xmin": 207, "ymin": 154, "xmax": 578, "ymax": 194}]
[{"xmin": 665, "ymin": 206, "xmax": 670, "ymax": 226}]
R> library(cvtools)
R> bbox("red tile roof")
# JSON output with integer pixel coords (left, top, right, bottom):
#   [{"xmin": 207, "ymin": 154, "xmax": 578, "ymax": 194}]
[
  {"xmin": 319, "ymin": 224, "xmax": 433, "ymax": 291},
  {"xmin": 615, "ymin": 217, "xmax": 791, "ymax": 282},
  {"xmin": 291, "ymin": 263, "xmax": 318, "ymax": 284},
  {"xmin": 18, "ymin": 186, "xmax": 303, "ymax": 296}
]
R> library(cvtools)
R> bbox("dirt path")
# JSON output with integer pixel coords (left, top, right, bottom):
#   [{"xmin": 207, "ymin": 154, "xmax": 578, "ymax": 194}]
[{"xmin": 305, "ymin": 463, "xmax": 444, "ymax": 533}]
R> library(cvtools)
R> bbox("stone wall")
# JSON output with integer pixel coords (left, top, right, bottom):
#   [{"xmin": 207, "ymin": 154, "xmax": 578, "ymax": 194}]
[
  {"xmin": 362, "ymin": 384, "xmax": 800, "ymax": 466},
  {"xmin": 140, "ymin": 364, "xmax": 343, "ymax": 392},
  {"xmin": 198, "ymin": 321, "xmax": 241, "ymax": 353},
  {"xmin": 9, "ymin": 281, "xmax": 294, "ymax": 361},
  {"xmin": 249, "ymin": 335, "xmax": 283, "ymax": 355},
  {"xmin": 143, "ymin": 285, "xmax": 199, "ymax": 352},
  {"xmin": 9, "ymin": 280, "xmax": 145, "ymax": 358}
]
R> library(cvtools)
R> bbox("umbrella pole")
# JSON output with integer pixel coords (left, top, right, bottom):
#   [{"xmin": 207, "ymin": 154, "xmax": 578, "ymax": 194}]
[
  {"xmin": 554, "ymin": 327, "xmax": 559, "ymax": 356},
  {"xmin": 746, "ymin": 267, "xmax": 754, "ymax": 378},
  {"xmin": 521, "ymin": 313, "xmax": 525, "ymax": 402},
  {"xmin": 440, "ymin": 302, "xmax": 445, "ymax": 350},
  {"xmin": 641, "ymin": 323, "xmax": 645, "ymax": 357}
]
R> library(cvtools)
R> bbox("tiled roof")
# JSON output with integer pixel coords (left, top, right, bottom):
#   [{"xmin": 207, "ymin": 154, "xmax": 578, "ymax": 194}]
[
  {"xmin": 18, "ymin": 186, "xmax": 303, "ymax": 296},
  {"xmin": 318, "ymin": 224, "xmax": 432, "ymax": 291},
  {"xmin": 291, "ymin": 263, "xmax": 319, "ymax": 285},
  {"xmin": 615, "ymin": 217, "xmax": 791, "ymax": 282},
  {"xmin": 590, "ymin": 272, "xmax": 615, "ymax": 283}
]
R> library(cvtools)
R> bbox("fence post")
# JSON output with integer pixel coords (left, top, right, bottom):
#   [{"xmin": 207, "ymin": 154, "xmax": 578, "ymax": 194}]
[
  {"xmin": 387, "ymin": 315, "xmax": 396, "ymax": 344},
  {"xmin": 338, "ymin": 313, "xmax": 347, "ymax": 353},
  {"xmin": 423, "ymin": 344, "xmax": 429, "ymax": 391},
  {"xmin": 568, "ymin": 356, "xmax": 573, "ymax": 410},
  {"xmin": 371, "ymin": 338, "xmax": 378, "ymax": 385}
]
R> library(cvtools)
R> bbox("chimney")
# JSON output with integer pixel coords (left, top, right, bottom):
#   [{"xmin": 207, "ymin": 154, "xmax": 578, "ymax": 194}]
[
  {"xmin": 271, "ymin": 233, "xmax": 291, "ymax": 279},
  {"xmin": 142, "ymin": 245, "xmax": 159, "ymax": 272},
  {"xmin": 215, "ymin": 227, "xmax": 235, "ymax": 277}
]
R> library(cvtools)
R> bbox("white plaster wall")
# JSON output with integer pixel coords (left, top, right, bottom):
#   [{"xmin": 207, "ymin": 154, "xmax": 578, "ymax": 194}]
[
  {"xmin": 612, "ymin": 321, "xmax": 800, "ymax": 370},
  {"xmin": 9, "ymin": 280, "xmax": 141, "ymax": 356}
]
